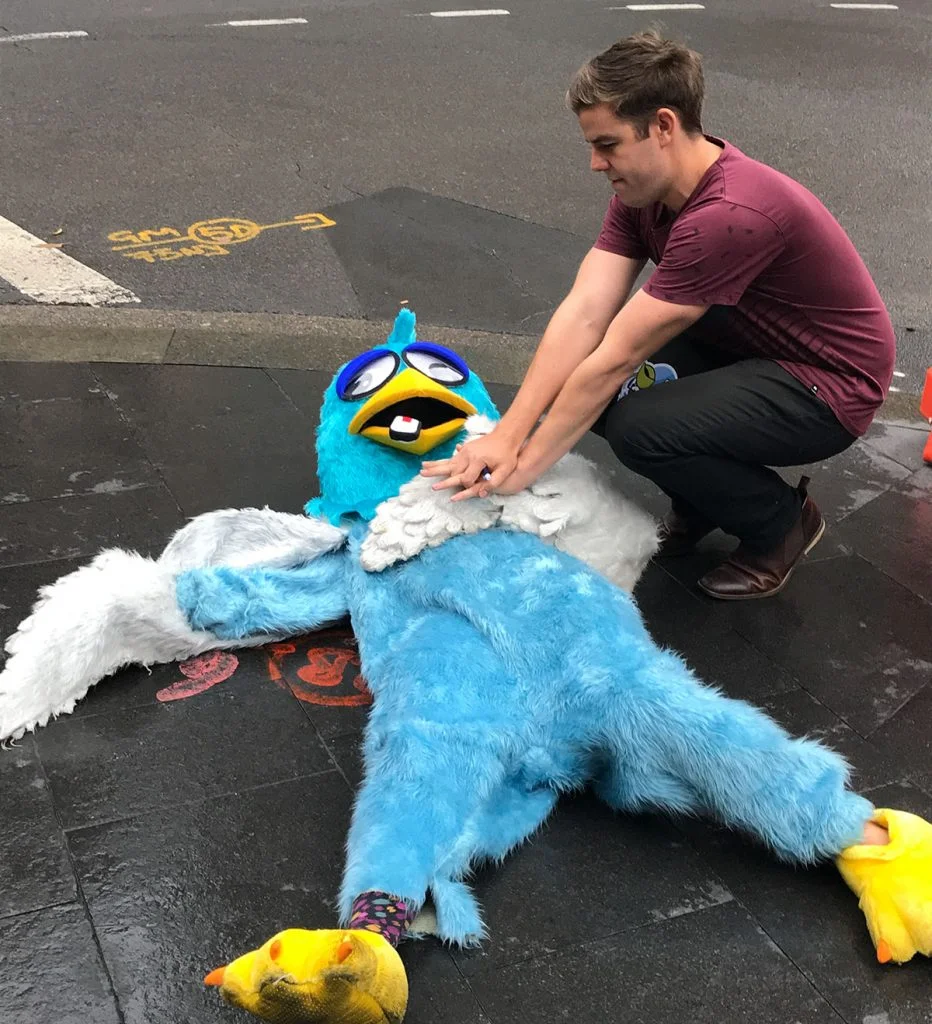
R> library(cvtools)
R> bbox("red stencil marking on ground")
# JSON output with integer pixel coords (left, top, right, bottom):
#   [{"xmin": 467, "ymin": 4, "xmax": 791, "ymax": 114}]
[
  {"xmin": 266, "ymin": 631, "xmax": 372, "ymax": 707},
  {"xmin": 156, "ymin": 651, "xmax": 240, "ymax": 702}
]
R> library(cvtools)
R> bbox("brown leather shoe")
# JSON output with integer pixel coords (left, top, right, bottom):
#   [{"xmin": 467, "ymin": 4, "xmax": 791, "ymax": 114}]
[
  {"xmin": 697, "ymin": 478, "xmax": 825, "ymax": 600},
  {"xmin": 656, "ymin": 507, "xmax": 716, "ymax": 557}
]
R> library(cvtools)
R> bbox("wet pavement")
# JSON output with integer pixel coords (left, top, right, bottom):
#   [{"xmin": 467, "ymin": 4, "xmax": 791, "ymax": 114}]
[{"xmin": 1, "ymin": 359, "xmax": 930, "ymax": 1024}]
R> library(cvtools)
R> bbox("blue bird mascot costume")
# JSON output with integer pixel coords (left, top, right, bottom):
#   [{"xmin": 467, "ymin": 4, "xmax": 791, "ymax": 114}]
[{"xmin": 1, "ymin": 310, "xmax": 930, "ymax": 1024}]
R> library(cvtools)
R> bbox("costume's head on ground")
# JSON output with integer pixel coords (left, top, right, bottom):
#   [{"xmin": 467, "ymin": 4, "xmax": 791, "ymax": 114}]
[{"xmin": 307, "ymin": 308, "xmax": 499, "ymax": 523}]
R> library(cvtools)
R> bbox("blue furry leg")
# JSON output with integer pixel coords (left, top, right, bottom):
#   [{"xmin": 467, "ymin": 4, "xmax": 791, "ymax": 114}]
[
  {"xmin": 594, "ymin": 651, "xmax": 873, "ymax": 863},
  {"xmin": 338, "ymin": 721, "xmax": 533, "ymax": 947}
]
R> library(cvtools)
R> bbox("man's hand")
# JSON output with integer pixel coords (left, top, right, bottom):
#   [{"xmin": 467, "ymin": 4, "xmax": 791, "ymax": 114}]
[{"xmin": 420, "ymin": 431, "xmax": 521, "ymax": 500}]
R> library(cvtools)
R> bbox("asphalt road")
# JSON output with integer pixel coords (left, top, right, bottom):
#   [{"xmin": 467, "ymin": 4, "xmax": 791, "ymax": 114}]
[{"xmin": 2, "ymin": 1, "xmax": 931, "ymax": 387}]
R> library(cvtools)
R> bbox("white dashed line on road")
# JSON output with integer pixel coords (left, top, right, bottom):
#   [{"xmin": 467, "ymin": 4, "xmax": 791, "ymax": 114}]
[
  {"xmin": 609, "ymin": 4, "xmax": 705, "ymax": 9},
  {"xmin": 0, "ymin": 216, "xmax": 139, "ymax": 306},
  {"xmin": 0, "ymin": 30, "xmax": 89, "ymax": 43},
  {"xmin": 425, "ymin": 9, "xmax": 510, "ymax": 17},
  {"xmin": 209, "ymin": 18, "xmax": 309, "ymax": 27},
  {"xmin": 829, "ymin": 3, "xmax": 898, "ymax": 8}
]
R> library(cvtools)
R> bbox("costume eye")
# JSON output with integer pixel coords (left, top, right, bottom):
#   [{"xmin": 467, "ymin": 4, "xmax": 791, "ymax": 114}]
[
  {"xmin": 402, "ymin": 343, "xmax": 469, "ymax": 386},
  {"xmin": 337, "ymin": 350, "xmax": 399, "ymax": 401}
]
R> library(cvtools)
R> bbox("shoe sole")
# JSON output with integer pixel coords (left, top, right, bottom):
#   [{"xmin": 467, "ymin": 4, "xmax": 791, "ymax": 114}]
[{"xmin": 697, "ymin": 517, "xmax": 826, "ymax": 601}]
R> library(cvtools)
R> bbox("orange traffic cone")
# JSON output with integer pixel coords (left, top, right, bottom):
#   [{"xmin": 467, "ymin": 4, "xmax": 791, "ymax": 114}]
[{"xmin": 921, "ymin": 367, "xmax": 932, "ymax": 465}]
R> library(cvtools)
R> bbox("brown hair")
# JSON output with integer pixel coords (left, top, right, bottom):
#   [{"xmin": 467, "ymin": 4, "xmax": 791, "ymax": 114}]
[{"xmin": 566, "ymin": 30, "xmax": 705, "ymax": 138}]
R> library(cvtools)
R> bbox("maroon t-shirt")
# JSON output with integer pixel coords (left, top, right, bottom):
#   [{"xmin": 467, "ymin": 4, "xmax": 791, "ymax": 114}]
[{"xmin": 594, "ymin": 137, "xmax": 896, "ymax": 436}]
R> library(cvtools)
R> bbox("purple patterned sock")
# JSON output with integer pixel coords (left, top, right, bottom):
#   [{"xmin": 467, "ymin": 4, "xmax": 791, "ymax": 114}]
[{"xmin": 348, "ymin": 891, "xmax": 417, "ymax": 947}]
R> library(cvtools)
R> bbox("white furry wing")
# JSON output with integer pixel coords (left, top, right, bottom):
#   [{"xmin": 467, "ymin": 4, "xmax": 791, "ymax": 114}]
[
  {"xmin": 0, "ymin": 507, "xmax": 347, "ymax": 742},
  {"xmin": 159, "ymin": 506, "xmax": 346, "ymax": 571}
]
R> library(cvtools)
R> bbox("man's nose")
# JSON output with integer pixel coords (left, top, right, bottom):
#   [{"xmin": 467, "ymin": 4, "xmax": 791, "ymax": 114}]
[{"xmin": 590, "ymin": 149, "xmax": 609, "ymax": 173}]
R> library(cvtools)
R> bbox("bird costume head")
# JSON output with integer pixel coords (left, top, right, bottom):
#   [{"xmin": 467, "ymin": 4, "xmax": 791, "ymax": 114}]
[{"xmin": 307, "ymin": 309, "xmax": 499, "ymax": 524}]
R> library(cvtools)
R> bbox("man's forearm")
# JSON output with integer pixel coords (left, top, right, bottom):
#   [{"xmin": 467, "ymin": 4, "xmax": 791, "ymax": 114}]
[
  {"xmin": 495, "ymin": 298, "xmax": 607, "ymax": 445},
  {"xmin": 516, "ymin": 352, "xmax": 634, "ymax": 479}
]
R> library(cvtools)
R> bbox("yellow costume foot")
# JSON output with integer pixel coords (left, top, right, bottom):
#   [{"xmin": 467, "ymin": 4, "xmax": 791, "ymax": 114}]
[
  {"xmin": 837, "ymin": 808, "xmax": 932, "ymax": 964},
  {"xmin": 204, "ymin": 928, "xmax": 408, "ymax": 1023}
]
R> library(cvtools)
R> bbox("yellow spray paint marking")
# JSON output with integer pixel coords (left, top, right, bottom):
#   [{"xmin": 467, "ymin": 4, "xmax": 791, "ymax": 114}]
[{"xmin": 107, "ymin": 213, "xmax": 336, "ymax": 264}]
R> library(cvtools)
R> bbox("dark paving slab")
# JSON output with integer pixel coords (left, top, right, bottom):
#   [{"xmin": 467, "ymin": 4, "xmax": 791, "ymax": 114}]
[
  {"xmin": 676, "ymin": 555, "xmax": 932, "ymax": 739},
  {"xmin": 679, "ymin": 783, "xmax": 932, "ymax": 1024},
  {"xmin": 0, "ymin": 483, "xmax": 185, "ymax": 568},
  {"xmin": 0, "ymin": 361, "xmax": 99, "ymax": 402},
  {"xmin": 0, "ymin": 393, "xmax": 158, "ymax": 505},
  {"xmin": 66, "ymin": 773, "xmax": 353, "ymax": 1024},
  {"xmin": 265, "ymin": 366, "xmax": 333, "ymax": 424},
  {"xmin": 322, "ymin": 188, "xmax": 586, "ymax": 335},
  {"xmin": 452, "ymin": 794, "xmax": 733, "ymax": 977},
  {"xmin": 761, "ymin": 688, "xmax": 906, "ymax": 795},
  {"xmin": 36, "ymin": 658, "xmax": 335, "ymax": 830},
  {"xmin": 833, "ymin": 487, "xmax": 932, "ymax": 605},
  {"xmin": 871, "ymin": 685, "xmax": 932, "ymax": 797},
  {"xmin": 862, "ymin": 421, "xmax": 932, "ymax": 478},
  {"xmin": 636, "ymin": 561, "xmax": 799, "ymax": 704},
  {"xmin": 0, "ymin": 559, "xmax": 82, "ymax": 662},
  {"xmin": 402, "ymin": 944, "xmax": 492, "ymax": 1024},
  {"xmin": 0, "ymin": 903, "xmax": 121, "ymax": 1024},
  {"xmin": 93, "ymin": 363, "xmax": 319, "ymax": 516},
  {"xmin": 0, "ymin": 734, "xmax": 75, "ymax": 918},
  {"xmin": 470, "ymin": 899, "xmax": 841, "ymax": 1024},
  {"xmin": 1, "ymin": 360, "xmax": 930, "ymax": 1023},
  {"xmin": 776, "ymin": 441, "xmax": 914, "ymax": 525}
]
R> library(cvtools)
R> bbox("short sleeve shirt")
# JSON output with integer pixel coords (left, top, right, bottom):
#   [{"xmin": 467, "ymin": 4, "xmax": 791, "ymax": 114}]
[{"xmin": 594, "ymin": 137, "xmax": 896, "ymax": 436}]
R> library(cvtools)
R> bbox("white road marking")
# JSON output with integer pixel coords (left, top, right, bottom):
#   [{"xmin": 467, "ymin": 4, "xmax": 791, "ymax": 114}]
[
  {"xmin": 893, "ymin": 370, "xmax": 907, "ymax": 378},
  {"xmin": 427, "ymin": 9, "xmax": 510, "ymax": 16},
  {"xmin": 0, "ymin": 31, "xmax": 89, "ymax": 43},
  {"xmin": 210, "ymin": 18, "xmax": 309, "ymax": 27},
  {"xmin": 0, "ymin": 215, "xmax": 139, "ymax": 306},
  {"xmin": 829, "ymin": 3, "xmax": 898, "ymax": 8},
  {"xmin": 889, "ymin": 385, "xmax": 901, "ymax": 393},
  {"xmin": 610, "ymin": 3, "xmax": 704, "ymax": 9}
]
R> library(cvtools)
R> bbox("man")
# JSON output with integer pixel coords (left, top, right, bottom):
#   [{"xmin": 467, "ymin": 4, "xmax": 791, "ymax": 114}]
[{"xmin": 422, "ymin": 30, "xmax": 896, "ymax": 600}]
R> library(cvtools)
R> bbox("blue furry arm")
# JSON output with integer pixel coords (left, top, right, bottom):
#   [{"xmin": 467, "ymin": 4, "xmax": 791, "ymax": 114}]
[{"xmin": 176, "ymin": 552, "xmax": 348, "ymax": 640}]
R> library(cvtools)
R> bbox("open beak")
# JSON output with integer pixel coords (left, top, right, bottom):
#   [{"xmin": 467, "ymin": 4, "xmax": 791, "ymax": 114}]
[{"xmin": 348, "ymin": 367, "xmax": 476, "ymax": 455}]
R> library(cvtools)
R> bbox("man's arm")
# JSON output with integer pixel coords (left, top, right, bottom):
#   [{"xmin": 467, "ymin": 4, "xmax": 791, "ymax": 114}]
[
  {"xmin": 477, "ymin": 290, "xmax": 707, "ymax": 496},
  {"xmin": 493, "ymin": 247, "xmax": 647, "ymax": 446},
  {"xmin": 422, "ymin": 248, "xmax": 645, "ymax": 489}
]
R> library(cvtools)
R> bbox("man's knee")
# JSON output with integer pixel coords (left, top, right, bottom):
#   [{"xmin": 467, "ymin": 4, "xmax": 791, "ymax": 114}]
[{"xmin": 602, "ymin": 393, "xmax": 668, "ymax": 469}]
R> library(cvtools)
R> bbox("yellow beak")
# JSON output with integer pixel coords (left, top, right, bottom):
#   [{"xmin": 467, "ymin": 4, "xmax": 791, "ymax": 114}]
[{"xmin": 347, "ymin": 367, "xmax": 476, "ymax": 455}]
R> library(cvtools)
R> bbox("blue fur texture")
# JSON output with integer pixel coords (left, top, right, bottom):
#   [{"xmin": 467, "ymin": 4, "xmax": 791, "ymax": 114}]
[
  {"xmin": 176, "ymin": 558, "xmax": 348, "ymax": 640},
  {"xmin": 307, "ymin": 309, "xmax": 500, "ymax": 524},
  {"xmin": 175, "ymin": 309, "xmax": 873, "ymax": 946}
]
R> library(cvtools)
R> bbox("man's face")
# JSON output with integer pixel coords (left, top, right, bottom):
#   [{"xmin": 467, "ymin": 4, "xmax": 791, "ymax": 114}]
[{"xmin": 578, "ymin": 103, "xmax": 670, "ymax": 208}]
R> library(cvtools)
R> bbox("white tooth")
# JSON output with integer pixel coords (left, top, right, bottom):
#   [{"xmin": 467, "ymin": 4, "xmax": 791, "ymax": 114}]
[{"xmin": 390, "ymin": 415, "xmax": 421, "ymax": 438}]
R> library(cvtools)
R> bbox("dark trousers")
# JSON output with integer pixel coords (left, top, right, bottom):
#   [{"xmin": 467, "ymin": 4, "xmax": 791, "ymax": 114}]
[{"xmin": 590, "ymin": 322, "xmax": 857, "ymax": 551}]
